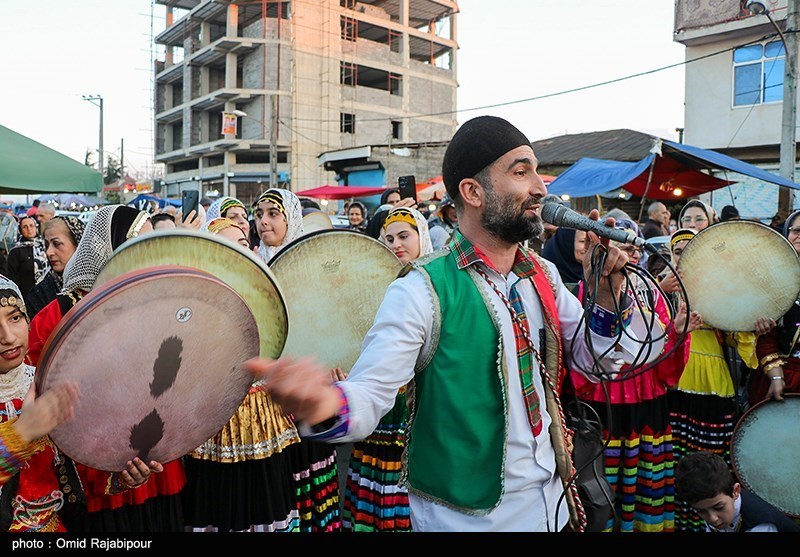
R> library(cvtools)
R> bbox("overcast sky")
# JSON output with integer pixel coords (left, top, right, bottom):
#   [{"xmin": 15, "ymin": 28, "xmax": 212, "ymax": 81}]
[{"xmin": 1, "ymin": 0, "xmax": 685, "ymax": 179}]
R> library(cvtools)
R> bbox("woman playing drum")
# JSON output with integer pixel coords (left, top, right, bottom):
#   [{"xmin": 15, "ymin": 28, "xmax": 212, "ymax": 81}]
[
  {"xmin": 665, "ymin": 201, "xmax": 771, "ymax": 532},
  {"xmin": 750, "ymin": 209, "xmax": 800, "ymax": 403},
  {"xmin": 340, "ymin": 206, "xmax": 433, "ymax": 532},
  {"xmin": 252, "ymin": 188, "xmax": 342, "ymax": 532},
  {"xmin": 181, "ymin": 216, "xmax": 303, "ymax": 532},
  {"xmin": 26, "ymin": 206, "xmax": 187, "ymax": 533}
]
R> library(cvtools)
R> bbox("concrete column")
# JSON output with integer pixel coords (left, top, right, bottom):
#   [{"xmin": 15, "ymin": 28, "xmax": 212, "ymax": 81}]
[{"xmin": 227, "ymin": 4, "xmax": 239, "ymax": 37}]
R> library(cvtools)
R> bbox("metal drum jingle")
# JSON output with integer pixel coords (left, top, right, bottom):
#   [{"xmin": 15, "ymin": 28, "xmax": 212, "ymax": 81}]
[{"xmin": 36, "ymin": 265, "xmax": 260, "ymax": 472}]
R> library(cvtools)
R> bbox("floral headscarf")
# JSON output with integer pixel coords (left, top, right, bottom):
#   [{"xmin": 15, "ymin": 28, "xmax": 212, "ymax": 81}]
[
  {"xmin": 44, "ymin": 216, "xmax": 86, "ymax": 289},
  {"xmin": 678, "ymin": 199, "xmax": 718, "ymax": 228},
  {"xmin": 13, "ymin": 216, "xmax": 50, "ymax": 286},
  {"xmin": 61, "ymin": 205, "xmax": 150, "ymax": 294},
  {"xmin": 251, "ymin": 188, "xmax": 303, "ymax": 262}
]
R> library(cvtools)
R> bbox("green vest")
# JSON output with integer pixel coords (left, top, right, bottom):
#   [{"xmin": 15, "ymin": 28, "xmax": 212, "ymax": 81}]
[
  {"xmin": 404, "ymin": 250, "xmax": 506, "ymax": 513},
  {"xmin": 402, "ymin": 248, "xmax": 582, "ymax": 525}
]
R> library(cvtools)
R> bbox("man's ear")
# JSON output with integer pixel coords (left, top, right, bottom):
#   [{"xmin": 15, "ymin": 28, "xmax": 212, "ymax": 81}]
[
  {"xmin": 458, "ymin": 178, "xmax": 482, "ymax": 209},
  {"xmin": 733, "ymin": 482, "xmax": 741, "ymax": 500}
]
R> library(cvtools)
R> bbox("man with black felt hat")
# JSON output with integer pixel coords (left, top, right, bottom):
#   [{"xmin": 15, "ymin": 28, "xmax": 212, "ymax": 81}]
[{"xmin": 244, "ymin": 115, "xmax": 664, "ymax": 532}]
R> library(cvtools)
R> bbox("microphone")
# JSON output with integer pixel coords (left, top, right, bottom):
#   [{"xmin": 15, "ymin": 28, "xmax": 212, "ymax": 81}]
[{"xmin": 540, "ymin": 203, "xmax": 651, "ymax": 250}]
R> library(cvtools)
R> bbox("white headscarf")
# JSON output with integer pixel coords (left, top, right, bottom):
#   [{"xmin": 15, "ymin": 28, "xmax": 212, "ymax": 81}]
[
  {"xmin": 0, "ymin": 275, "xmax": 34, "ymax": 401},
  {"xmin": 205, "ymin": 196, "xmax": 246, "ymax": 223},
  {"xmin": 61, "ymin": 205, "xmax": 150, "ymax": 294},
  {"xmin": 382, "ymin": 205, "xmax": 434, "ymax": 259},
  {"xmin": 252, "ymin": 188, "xmax": 303, "ymax": 263}
]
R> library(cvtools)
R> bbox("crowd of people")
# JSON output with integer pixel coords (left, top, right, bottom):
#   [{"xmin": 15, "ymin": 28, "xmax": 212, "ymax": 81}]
[{"xmin": 0, "ymin": 115, "xmax": 797, "ymax": 534}]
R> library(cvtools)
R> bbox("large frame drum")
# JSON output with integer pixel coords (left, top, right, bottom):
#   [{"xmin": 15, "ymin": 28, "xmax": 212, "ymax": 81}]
[
  {"xmin": 677, "ymin": 220, "xmax": 800, "ymax": 331},
  {"xmin": 268, "ymin": 229, "xmax": 403, "ymax": 372},
  {"xmin": 37, "ymin": 265, "xmax": 260, "ymax": 471},
  {"xmin": 731, "ymin": 395, "xmax": 800, "ymax": 518}
]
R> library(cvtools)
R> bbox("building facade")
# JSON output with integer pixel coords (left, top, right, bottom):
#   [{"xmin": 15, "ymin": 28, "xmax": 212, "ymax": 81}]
[
  {"xmin": 674, "ymin": 0, "xmax": 799, "ymax": 219},
  {"xmin": 153, "ymin": 0, "xmax": 458, "ymax": 205}
]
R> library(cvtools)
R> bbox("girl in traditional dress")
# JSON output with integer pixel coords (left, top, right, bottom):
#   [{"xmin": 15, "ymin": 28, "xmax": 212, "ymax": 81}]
[
  {"xmin": 340, "ymin": 206, "xmax": 433, "ymax": 532},
  {"xmin": 182, "ymin": 216, "xmax": 302, "ymax": 531},
  {"xmin": 253, "ymin": 188, "xmax": 342, "ymax": 532},
  {"xmin": 26, "ymin": 205, "xmax": 187, "ymax": 533}
]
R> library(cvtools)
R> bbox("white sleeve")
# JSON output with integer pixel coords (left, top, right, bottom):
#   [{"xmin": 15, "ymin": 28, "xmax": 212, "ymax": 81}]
[{"xmin": 336, "ymin": 270, "xmax": 433, "ymax": 442}]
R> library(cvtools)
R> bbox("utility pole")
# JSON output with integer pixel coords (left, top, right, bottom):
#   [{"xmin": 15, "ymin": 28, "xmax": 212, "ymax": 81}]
[
  {"xmin": 82, "ymin": 94, "xmax": 104, "ymax": 183},
  {"xmin": 270, "ymin": 94, "xmax": 278, "ymax": 188},
  {"xmin": 120, "ymin": 138, "xmax": 124, "ymax": 177},
  {"xmin": 779, "ymin": 0, "xmax": 798, "ymax": 216}
]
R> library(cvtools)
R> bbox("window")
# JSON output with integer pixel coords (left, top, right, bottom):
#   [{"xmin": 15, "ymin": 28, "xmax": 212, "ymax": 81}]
[
  {"xmin": 391, "ymin": 120, "xmax": 402, "ymax": 140},
  {"xmin": 340, "ymin": 62, "xmax": 356, "ymax": 86},
  {"xmin": 733, "ymin": 40, "xmax": 785, "ymax": 106},
  {"xmin": 341, "ymin": 113, "xmax": 355, "ymax": 134},
  {"xmin": 341, "ymin": 16, "xmax": 357, "ymax": 41}
]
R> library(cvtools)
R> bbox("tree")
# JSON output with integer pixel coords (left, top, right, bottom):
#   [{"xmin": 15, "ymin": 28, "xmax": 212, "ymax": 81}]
[
  {"xmin": 104, "ymin": 155, "xmax": 122, "ymax": 185},
  {"xmin": 84, "ymin": 148, "xmax": 94, "ymax": 168}
]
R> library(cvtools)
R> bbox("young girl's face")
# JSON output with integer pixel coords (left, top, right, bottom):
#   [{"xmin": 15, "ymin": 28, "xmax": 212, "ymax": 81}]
[
  {"xmin": 383, "ymin": 221, "xmax": 420, "ymax": 264},
  {"xmin": 0, "ymin": 305, "xmax": 27, "ymax": 374},
  {"xmin": 254, "ymin": 201, "xmax": 288, "ymax": 247}
]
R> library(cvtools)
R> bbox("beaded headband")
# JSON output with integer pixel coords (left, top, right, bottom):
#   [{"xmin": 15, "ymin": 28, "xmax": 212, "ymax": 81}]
[
  {"xmin": 253, "ymin": 190, "xmax": 286, "ymax": 216},
  {"xmin": 0, "ymin": 289, "xmax": 27, "ymax": 321},
  {"xmin": 383, "ymin": 208, "xmax": 418, "ymax": 231}
]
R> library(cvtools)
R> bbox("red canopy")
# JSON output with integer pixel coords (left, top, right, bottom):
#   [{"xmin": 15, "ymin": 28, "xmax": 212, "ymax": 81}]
[{"xmin": 294, "ymin": 185, "xmax": 388, "ymax": 200}]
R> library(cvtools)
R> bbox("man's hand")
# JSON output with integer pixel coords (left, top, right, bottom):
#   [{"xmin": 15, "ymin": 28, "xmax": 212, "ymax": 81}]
[
  {"xmin": 244, "ymin": 357, "xmax": 342, "ymax": 427},
  {"xmin": 582, "ymin": 209, "xmax": 629, "ymax": 309},
  {"xmin": 14, "ymin": 382, "xmax": 80, "ymax": 444}
]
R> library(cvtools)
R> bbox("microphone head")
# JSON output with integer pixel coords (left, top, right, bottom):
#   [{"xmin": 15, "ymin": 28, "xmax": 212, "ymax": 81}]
[{"xmin": 539, "ymin": 201, "xmax": 570, "ymax": 227}]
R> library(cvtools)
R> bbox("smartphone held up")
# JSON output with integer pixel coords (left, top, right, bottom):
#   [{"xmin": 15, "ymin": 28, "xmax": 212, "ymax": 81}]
[
  {"xmin": 398, "ymin": 175, "xmax": 417, "ymax": 203},
  {"xmin": 181, "ymin": 190, "xmax": 199, "ymax": 222}
]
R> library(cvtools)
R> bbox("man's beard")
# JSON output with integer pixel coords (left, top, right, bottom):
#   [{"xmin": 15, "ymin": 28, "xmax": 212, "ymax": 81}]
[{"xmin": 481, "ymin": 186, "xmax": 544, "ymax": 244}]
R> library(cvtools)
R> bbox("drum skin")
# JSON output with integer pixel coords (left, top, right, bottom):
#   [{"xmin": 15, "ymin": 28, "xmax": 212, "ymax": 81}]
[
  {"xmin": 302, "ymin": 211, "xmax": 334, "ymax": 234},
  {"xmin": 95, "ymin": 229, "xmax": 288, "ymax": 359},
  {"xmin": 269, "ymin": 229, "xmax": 403, "ymax": 372},
  {"xmin": 731, "ymin": 395, "xmax": 800, "ymax": 517},
  {"xmin": 677, "ymin": 220, "xmax": 800, "ymax": 331},
  {"xmin": 37, "ymin": 266, "xmax": 260, "ymax": 471}
]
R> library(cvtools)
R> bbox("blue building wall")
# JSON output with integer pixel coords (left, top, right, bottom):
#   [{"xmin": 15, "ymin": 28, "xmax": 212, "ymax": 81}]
[{"xmin": 336, "ymin": 168, "xmax": 386, "ymax": 215}]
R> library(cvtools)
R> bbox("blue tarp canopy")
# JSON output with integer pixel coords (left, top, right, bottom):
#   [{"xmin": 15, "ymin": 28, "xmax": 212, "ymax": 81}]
[{"xmin": 548, "ymin": 139, "xmax": 800, "ymax": 200}]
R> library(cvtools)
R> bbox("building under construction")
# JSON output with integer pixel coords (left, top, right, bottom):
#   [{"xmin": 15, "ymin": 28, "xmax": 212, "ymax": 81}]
[{"xmin": 153, "ymin": 0, "xmax": 458, "ymax": 203}]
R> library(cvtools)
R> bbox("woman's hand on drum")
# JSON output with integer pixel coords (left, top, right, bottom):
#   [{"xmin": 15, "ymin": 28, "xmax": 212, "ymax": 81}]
[
  {"xmin": 754, "ymin": 317, "xmax": 777, "ymax": 336},
  {"xmin": 672, "ymin": 302, "xmax": 702, "ymax": 334},
  {"xmin": 330, "ymin": 367, "xmax": 348, "ymax": 382},
  {"xmin": 117, "ymin": 457, "xmax": 164, "ymax": 489},
  {"xmin": 14, "ymin": 381, "xmax": 80, "ymax": 443},
  {"xmin": 657, "ymin": 269, "xmax": 681, "ymax": 295},
  {"xmin": 244, "ymin": 356, "xmax": 341, "ymax": 428}
]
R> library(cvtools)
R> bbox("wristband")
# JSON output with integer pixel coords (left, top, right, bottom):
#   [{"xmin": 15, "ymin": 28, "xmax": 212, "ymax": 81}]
[
  {"xmin": 588, "ymin": 302, "xmax": 634, "ymax": 337},
  {"xmin": 302, "ymin": 385, "xmax": 350, "ymax": 440},
  {"xmin": 771, "ymin": 376, "xmax": 785, "ymax": 381}
]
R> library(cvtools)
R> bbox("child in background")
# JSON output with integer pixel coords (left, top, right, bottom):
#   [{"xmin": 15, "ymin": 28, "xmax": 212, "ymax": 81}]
[{"xmin": 674, "ymin": 451, "xmax": 800, "ymax": 533}]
